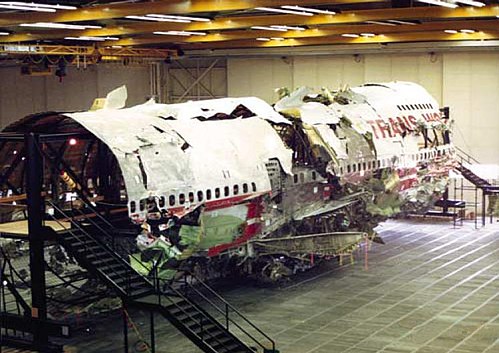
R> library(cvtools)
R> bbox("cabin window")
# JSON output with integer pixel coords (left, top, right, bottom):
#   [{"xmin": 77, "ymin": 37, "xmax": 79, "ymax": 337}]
[
  {"xmin": 377, "ymin": 160, "xmax": 381, "ymax": 168},
  {"xmin": 188, "ymin": 192, "xmax": 194, "ymax": 203},
  {"xmin": 363, "ymin": 162, "xmax": 367, "ymax": 170},
  {"xmin": 340, "ymin": 167, "xmax": 343, "ymax": 174},
  {"xmin": 251, "ymin": 182, "xmax": 257, "ymax": 192},
  {"xmin": 179, "ymin": 193, "xmax": 185, "ymax": 205},
  {"xmin": 139, "ymin": 199, "xmax": 146, "ymax": 211},
  {"xmin": 357, "ymin": 163, "xmax": 361, "ymax": 171},
  {"xmin": 312, "ymin": 171, "xmax": 317, "ymax": 180},
  {"xmin": 293, "ymin": 174, "xmax": 298, "ymax": 184},
  {"xmin": 159, "ymin": 196, "xmax": 165, "ymax": 208},
  {"xmin": 169, "ymin": 195, "xmax": 175, "ymax": 206},
  {"xmin": 215, "ymin": 188, "xmax": 220, "ymax": 198},
  {"xmin": 352, "ymin": 164, "xmax": 356, "ymax": 172},
  {"xmin": 347, "ymin": 165, "xmax": 351, "ymax": 173},
  {"xmin": 197, "ymin": 191, "xmax": 203, "ymax": 202},
  {"xmin": 224, "ymin": 186, "xmax": 230, "ymax": 197},
  {"xmin": 233, "ymin": 184, "xmax": 239, "ymax": 195},
  {"xmin": 130, "ymin": 201, "xmax": 136, "ymax": 213},
  {"xmin": 243, "ymin": 183, "xmax": 248, "ymax": 193},
  {"xmin": 206, "ymin": 189, "xmax": 212, "ymax": 200}
]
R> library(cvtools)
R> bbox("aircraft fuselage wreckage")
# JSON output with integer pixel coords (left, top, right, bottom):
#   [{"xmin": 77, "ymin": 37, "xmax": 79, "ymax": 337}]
[{"xmin": 1, "ymin": 82, "xmax": 454, "ymax": 283}]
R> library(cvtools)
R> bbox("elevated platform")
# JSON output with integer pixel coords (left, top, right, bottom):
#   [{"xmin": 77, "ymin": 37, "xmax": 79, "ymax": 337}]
[{"xmin": 0, "ymin": 220, "xmax": 70, "ymax": 239}]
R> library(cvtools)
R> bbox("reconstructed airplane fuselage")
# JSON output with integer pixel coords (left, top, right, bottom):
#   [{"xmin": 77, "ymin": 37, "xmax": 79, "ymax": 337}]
[{"xmin": 1, "ymin": 81, "xmax": 454, "ymax": 282}]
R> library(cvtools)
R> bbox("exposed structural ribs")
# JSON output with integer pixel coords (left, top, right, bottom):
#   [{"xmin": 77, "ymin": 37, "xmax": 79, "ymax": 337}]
[{"xmin": 52, "ymin": 201, "xmax": 276, "ymax": 353}]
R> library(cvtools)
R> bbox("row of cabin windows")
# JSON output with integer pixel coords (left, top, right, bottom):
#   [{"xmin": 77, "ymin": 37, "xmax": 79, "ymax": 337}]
[
  {"xmin": 339, "ymin": 147, "xmax": 451, "ymax": 174},
  {"xmin": 130, "ymin": 182, "xmax": 258, "ymax": 212},
  {"xmin": 292, "ymin": 171, "xmax": 317, "ymax": 184},
  {"xmin": 397, "ymin": 103, "xmax": 433, "ymax": 111}
]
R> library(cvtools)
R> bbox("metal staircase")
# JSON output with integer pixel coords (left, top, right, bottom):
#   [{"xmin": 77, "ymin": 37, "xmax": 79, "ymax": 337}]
[{"xmin": 49, "ymin": 201, "xmax": 276, "ymax": 353}]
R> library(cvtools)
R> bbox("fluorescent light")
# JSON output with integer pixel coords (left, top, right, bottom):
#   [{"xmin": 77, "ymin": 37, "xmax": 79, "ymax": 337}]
[
  {"xmin": 454, "ymin": 0, "xmax": 485, "ymax": 6},
  {"xmin": 270, "ymin": 37, "xmax": 285, "ymax": 41},
  {"xmin": 387, "ymin": 20, "xmax": 418, "ymax": 25},
  {"xmin": 255, "ymin": 7, "xmax": 314, "ymax": 16},
  {"xmin": 256, "ymin": 37, "xmax": 270, "ymax": 41},
  {"xmin": 281, "ymin": 5, "xmax": 335, "ymax": 15},
  {"xmin": 0, "ymin": 2, "xmax": 76, "ymax": 12},
  {"xmin": 0, "ymin": 4, "xmax": 55, "ymax": 12},
  {"xmin": 342, "ymin": 34, "xmax": 360, "ymax": 38},
  {"xmin": 20, "ymin": 22, "xmax": 102, "ymax": 30},
  {"xmin": 360, "ymin": 33, "xmax": 376, "ymax": 37},
  {"xmin": 251, "ymin": 26, "xmax": 288, "ymax": 32},
  {"xmin": 444, "ymin": 29, "xmax": 458, "ymax": 33},
  {"xmin": 64, "ymin": 36, "xmax": 118, "ymax": 41},
  {"xmin": 125, "ymin": 15, "xmax": 190, "ymax": 23},
  {"xmin": 0, "ymin": 32, "xmax": 9, "ymax": 35},
  {"xmin": 147, "ymin": 14, "xmax": 210, "ymax": 22},
  {"xmin": 154, "ymin": 31, "xmax": 207, "ymax": 36},
  {"xmin": 8, "ymin": 2, "xmax": 76, "ymax": 10},
  {"xmin": 417, "ymin": 0, "xmax": 459, "ymax": 8},
  {"xmin": 271, "ymin": 25, "xmax": 305, "ymax": 31},
  {"xmin": 365, "ymin": 20, "xmax": 397, "ymax": 26},
  {"xmin": 460, "ymin": 29, "xmax": 475, "ymax": 33}
]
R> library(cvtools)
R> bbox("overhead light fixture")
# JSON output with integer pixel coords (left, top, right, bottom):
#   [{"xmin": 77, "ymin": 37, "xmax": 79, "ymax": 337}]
[
  {"xmin": 365, "ymin": 20, "xmax": 397, "ymax": 26},
  {"xmin": 460, "ymin": 29, "xmax": 475, "ymax": 33},
  {"xmin": 255, "ymin": 7, "xmax": 314, "ymax": 16},
  {"xmin": 125, "ymin": 15, "xmax": 190, "ymax": 23},
  {"xmin": 0, "ymin": 32, "xmax": 9, "ymax": 35},
  {"xmin": 342, "ymin": 34, "xmax": 360, "ymax": 38},
  {"xmin": 0, "ymin": 2, "xmax": 76, "ymax": 12},
  {"xmin": 444, "ymin": 29, "xmax": 458, "ymax": 33},
  {"xmin": 64, "ymin": 36, "xmax": 119, "ymax": 41},
  {"xmin": 270, "ymin": 37, "xmax": 285, "ymax": 41},
  {"xmin": 417, "ymin": 0, "xmax": 459, "ymax": 8},
  {"xmin": 147, "ymin": 14, "xmax": 210, "ymax": 22},
  {"xmin": 281, "ymin": 5, "xmax": 336, "ymax": 15},
  {"xmin": 20, "ymin": 22, "xmax": 102, "ymax": 30},
  {"xmin": 256, "ymin": 37, "xmax": 270, "ymax": 41},
  {"xmin": 360, "ymin": 33, "xmax": 376, "ymax": 37},
  {"xmin": 270, "ymin": 25, "xmax": 305, "ymax": 31},
  {"xmin": 251, "ymin": 26, "xmax": 288, "ymax": 32},
  {"xmin": 454, "ymin": 0, "xmax": 485, "ymax": 6},
  {"xmin": 387, "ymin": 20, "xmax": 418, "ymax": 25},
  {"xmin": 154, "ymin": 31, "xmax": 207, "ymax": 36}
]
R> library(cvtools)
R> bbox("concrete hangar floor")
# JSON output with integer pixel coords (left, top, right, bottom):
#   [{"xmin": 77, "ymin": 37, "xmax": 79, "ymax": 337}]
[{"xmin": 66, "ymin": 218, "xmax": 499, "ymax": 353}]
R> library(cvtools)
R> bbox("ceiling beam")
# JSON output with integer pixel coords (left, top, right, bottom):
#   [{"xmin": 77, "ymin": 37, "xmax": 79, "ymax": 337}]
[
  {"xmin": 1, "ymin": 4, "xmax": 498, "ymax": 45},
  {"xmin": 101, "ymin": 19, "xmax": 499, "ymax": 47},
  {"xmin": 177, "ymin": 30, "xmax": 499, "ymax": 50},
  {"xmin": 0, "ymin": 0, "xmax": 387, "ymax": 26}
]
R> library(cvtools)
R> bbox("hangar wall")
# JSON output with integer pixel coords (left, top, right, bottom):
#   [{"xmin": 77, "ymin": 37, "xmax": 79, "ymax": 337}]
[
  {"xmin": 0, "ymin": 64, "xmax": 151, "ymax": 128},
  {"xmin": 227, "ymin": 52, "xmax": 499, "ymax": 165}
]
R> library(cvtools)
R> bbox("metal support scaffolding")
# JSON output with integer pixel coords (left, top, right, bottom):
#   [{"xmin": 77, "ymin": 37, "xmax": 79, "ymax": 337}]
[{"xmin": 25, "ymin": 132, "xmax": 48, "ymax": 348}]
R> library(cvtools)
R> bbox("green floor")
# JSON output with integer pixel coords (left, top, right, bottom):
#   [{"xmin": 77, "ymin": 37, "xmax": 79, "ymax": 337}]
[{"xmin": 67, "ymin": 218, "xmax": 499, "ymax": 353}]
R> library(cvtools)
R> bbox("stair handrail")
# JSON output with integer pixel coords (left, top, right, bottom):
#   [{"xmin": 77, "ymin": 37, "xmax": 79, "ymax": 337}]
[
  {"xmin": 0, "ymin": 247, "xmax": 31, "ymax": 316},
  {"xmin": 46, "ymin": 200, "xmax": 144, "ymax": 297},
  {"xmin": 48, "ymin": 202, "xmax": 234, "ymax": 351},
  {"xmin": 454, "ymin": 146, "xmax": 480, "ymax": 165},
  {"xmin": 178, "ymin": 273, "xmax": 276, "ymax": 353}
]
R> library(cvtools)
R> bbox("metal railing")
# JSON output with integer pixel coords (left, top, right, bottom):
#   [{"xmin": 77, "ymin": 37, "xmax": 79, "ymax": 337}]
[{"xmin": 177, "ymin": 273, "xmax": 277, "ymax": 353}]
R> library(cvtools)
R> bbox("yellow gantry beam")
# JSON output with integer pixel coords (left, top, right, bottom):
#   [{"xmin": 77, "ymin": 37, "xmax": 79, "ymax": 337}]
[
  {"xmin": 178, "ymin": 30, "xmax": 499, "ymax": 50},
  {"xmin": 1, "ymin": 4, "xmax": 498, "ymax": 45},
  {"xmin": 101, "ymin": 19, "xmax": 499, "ymax": 47},
  {"xmin": 0, "ymin": 0, "xmax": 387, "ymax": 26}
]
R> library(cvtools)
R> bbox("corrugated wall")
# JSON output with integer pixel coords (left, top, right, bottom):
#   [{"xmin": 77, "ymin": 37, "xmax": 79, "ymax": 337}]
[{"xmin": 228, "ymin": 52, "xmax": 499, "ymax": 164}]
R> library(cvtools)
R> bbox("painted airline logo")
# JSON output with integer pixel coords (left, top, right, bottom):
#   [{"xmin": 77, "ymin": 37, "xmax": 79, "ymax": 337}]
[{"xmin": 367, "ymin": 110, "xmax": 441, "ymax": 139}]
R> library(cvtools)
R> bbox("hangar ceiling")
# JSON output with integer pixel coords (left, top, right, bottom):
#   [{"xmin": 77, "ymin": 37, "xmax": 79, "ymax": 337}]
[{"xmin": 0, "ymin": 0, "xmax": 498, "ymax": 57}]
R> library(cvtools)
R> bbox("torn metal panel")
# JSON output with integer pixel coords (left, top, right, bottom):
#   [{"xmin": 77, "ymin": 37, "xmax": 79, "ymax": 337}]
[{"xmin": 67, "ymin": 109, "xmax": 292, "ymax": 219}]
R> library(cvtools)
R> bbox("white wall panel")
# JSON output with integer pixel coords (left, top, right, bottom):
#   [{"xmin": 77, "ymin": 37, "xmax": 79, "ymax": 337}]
[
  {"xmin": 227, "ymin": 58, "xmax": 292, "ymax": 103},
  {"xmin": 0, "ymin": 64, "xmax": 151, "ymax": 128}
]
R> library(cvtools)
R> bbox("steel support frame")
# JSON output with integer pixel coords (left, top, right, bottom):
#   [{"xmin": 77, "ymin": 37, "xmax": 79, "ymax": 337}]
[
  {"xmin": 166, "ymin": 58, "xmax": 220, "ymax": 103},
  {"xmin": 25, "ymin": 132, "xmax": 48, "ymax": 349}
]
